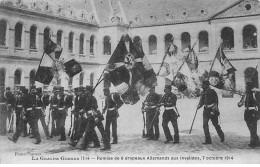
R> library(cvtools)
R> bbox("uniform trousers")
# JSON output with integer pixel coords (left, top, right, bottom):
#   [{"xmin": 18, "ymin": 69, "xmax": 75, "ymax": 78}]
[
  {"xmin": 105, "ymin": 110, "xmax": 118, "ymax": 143},
  {"xmin": 0, "ymin": 104, "xmax": 7, "ymax": 135},
  {"xmin": 146, "ymin": 108, "xmax": 159, "ymax": 139},
  {"xmin": 36, "ymin": 108, "xmax": 50, "ymax": 139},
  {"xmin": 162, "ymin": 109, "xmax": 179, "ymax": 142},
  {"xmin": 56, "ymin": 109, "xmax": 67, "ymax": 140},
  {"xmin": 244, "ymin": 109, "xmax": 260, "ymax": 146}
]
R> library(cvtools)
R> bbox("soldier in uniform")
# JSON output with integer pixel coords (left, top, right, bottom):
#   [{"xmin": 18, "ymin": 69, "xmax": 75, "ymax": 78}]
[
  {"xmin": 36, "ymin": 87, "xmax": 50, "ymax": 140},
  {"xmin": 50, "ymin": 86, "xmax": 59, "ymax": 138},
  {"xmin": 14, "ymin": 86, "xmax": 25, "ymax": 133},
  {"xmin": 9, "ymin": 86, "xmax": 41, "ymax": 144},
  {"xmin": 142, "ymin": 86, "xmax": 161, "ymax": 140},
  {"xmin": 76, "ymin": 85, "xmax": 100, "ymax": 150},
  {"xmin": 5, "ymin": 87, "xmax": 16, "ymax": 133},
  {"xmin": 0, "ymin": 86, "xmax": 7, "ymax": 135},
  {"xmin": 161, "ymin": 85, "xmax": 180, "ymax": 144},
  {"xmin": 238, "ymin": 81, "xmax": 260, "ymax": 148},
  {"xmin": 103, "ymin": 88, "xmax": 123, "ymax": 145},
  {"xmin": 56, "ymin": 87, "xmax": 68, "ymax": 141},
  {"xmin": 197, "ymin": 80, "xmax": 224, "ymax": 144}
]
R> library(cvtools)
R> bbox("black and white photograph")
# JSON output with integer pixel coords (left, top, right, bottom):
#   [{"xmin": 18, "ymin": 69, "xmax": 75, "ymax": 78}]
[{"xmin": 0, "ymin": 0, "xmax": 260, "ymax": 164}]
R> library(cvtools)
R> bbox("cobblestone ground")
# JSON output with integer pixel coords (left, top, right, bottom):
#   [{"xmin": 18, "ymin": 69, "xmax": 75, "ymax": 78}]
[{"xmin": 1, "ymin": 96, "xmax": 260, "ymax": 163}]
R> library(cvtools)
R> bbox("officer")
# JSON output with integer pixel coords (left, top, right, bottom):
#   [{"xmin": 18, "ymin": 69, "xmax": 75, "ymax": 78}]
[
  {"xmin": 50, "ymin": 86, "xmax": 59, "ymax": 138},
  {"xmin": 0, "ymin": 86, "xmax": 7, "ymax": 135},
  {"xmin": 238, "ymin": 81, "xmax": 260, "ymax": 148},
  {"xmin": 36, "ymin": 87, "xmax": 50, "ymax": 140},
  {"xmin": 161, "ymin": 85, "xmax": 179, "ymax": 144},
  {"xmin": 197, "ymin": 80, "xmax": 224, "ymax": 144},
  {"xmin": 14, "ymin": 86, "xmax": 25, "ymax": 133},
  {"xmin": 76, "ymin": 85, "xmax": 100, "ymax": 150},
  {"xmin": 142, "ymin": 86, "xmax": 161, "ymax": 140},
  {"xmin": 56, "ymin": 87, "xmax": 67, "ymax": 141},
  {"xmin": 5, "ymin": 87, "xmax": 16, "ymax": 133},
  {"xmin": 103, "ymin": 88, "xmax": 123, "ymax": 145},
  {"xmin": 9, "ymin": 86, "xmax": 41, "ymax": 144}
]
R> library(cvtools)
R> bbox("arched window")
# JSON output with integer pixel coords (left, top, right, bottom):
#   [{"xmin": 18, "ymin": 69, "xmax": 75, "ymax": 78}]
[
  {"xmin": 0, "ymin": 68, "xmax": 6, "ymax": 87},
  {"xmin": 29, "ymin": 70, "xmax": 36, "ymax": 87},
  {"xmin": 149, "ymin": 35, "xmax": 157, "ymax": 55},
  {"xmin": 15, "ymin": 22, "xmax": 23, "ymax": 48},
  {"xmin": 43, "ymin": 27, "xmax": 50, "ymax": 49},
  {"xmin": 57, "ymin": 30, "xmax": 63, "ymax": 46},
  {"xmin": 90, "ymin": 73, "xmax": 94, "ymax": 86},
  {"xmin": 79, "ymin": 72, "xmax": 84, "ymax": 86},
  {"xmin": 244, "ymin": 67, "xmax": 259, "ymax": 88},
  {"xmin": 165, "ymin": 34, "xmax": 173, "ymax": 52},
  {"xmin": 69, "ymin": 32, "xmax": 74, "ymax": 53},
  {"xmin": 68, "ymin": 77, "xmax": 73, "ymax": 86},
  {"xmin": 79, "ymin": 33, "xmax": 84, "ymax": 54},
  {"xmin": 133, "ymin": 36, "xmax": 141, "ymax": 46},
  {"xmin": 30, "ymin": 25, "xmax": 37, "ymax": 49},
  {"xmin": 243, "ymin": 25, "xmax": 257, "ymax": 49},
  {"xmin": 103, "ymin": 36, "xmax": 111, "ymax": 55},
  {"xmin": 221, "ymin": 27, "xmax": 234, "ymax": 50},
  {"xmin": 57, "ymin": 78, "xmax": 61, "ymax": 86},
  {"xmin": 0, "ymin": 20, "xmax": 7, "ymax": 47},
  {"xmin": 14, "ymin": 69, "xmax": 22, "ymax": 85},
  {"xmin": 199, "ymin": 31, "xmax": 209, "ymax": 52},
  {"xmin": 90, "ymin": 35, "xmax": 95, "ymax": 55},
  {"xmin": 181, "ymin": 32, "xmax": 191, "ymax": 51}
]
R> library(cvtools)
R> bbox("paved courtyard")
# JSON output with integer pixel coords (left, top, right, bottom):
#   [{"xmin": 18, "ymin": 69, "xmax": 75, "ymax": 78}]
[{"xmin": 1, "ymin": 95, "xmax": 260, "ymax": 163}]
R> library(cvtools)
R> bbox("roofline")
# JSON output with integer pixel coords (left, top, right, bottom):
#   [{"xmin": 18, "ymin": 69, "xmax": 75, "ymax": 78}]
[
  {"xmin": 210, "ymin": 13, "xmax": 260, "ymax": 21},
  {"xmin": 0, "ymin": 4, "xmax": 99, "ymax": 28},
  {"xmin": 209, "ymin": 0, "xmax": 245, "ymax": 21}
]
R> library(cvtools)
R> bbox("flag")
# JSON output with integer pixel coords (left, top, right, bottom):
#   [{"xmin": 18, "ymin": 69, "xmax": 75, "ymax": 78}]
[
  {"xmin": 35, "ymin": 53, "xmax": 54, "ymax": 85},
  {"xmin": 104, "ymin": 35, "xmax": 157, "ymax": 105},
  {"xmin": 185, "ymin": 47, "xmax": 198, "ymax": 71},
  {"xmin": 44, "ymin": 39, "xmax": 63, "ymax": 59},
  {"xmin": 209, "ymin": 46, "xmax": 236, "ymax": 90},
  {"xmin": 63, "ymin": 59, "xmax": 82, "ymax": 77}
]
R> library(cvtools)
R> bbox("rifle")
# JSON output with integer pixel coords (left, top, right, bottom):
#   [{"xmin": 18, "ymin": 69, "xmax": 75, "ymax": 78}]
[
  {"xmin": 68, "ymin": 110, "xmax": 73, "ymax": 136},
  {"xmin": 47, "ymin": 107, "xmax": 51, "ymax": 131},
  {"xmin": 141, "ymin": 102, "xmax": 146, "ymax": 138},
  {"xmin": 189, "ymin": 108, "xmax": 199, "ymax": 134},
  {"xmin": 7, "ymin": 108, "xmax": 14, "ymax": 133}
]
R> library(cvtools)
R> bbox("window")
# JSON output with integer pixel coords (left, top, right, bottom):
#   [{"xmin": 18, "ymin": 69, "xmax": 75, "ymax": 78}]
[
  {"xmin": 69, "ymin": 32, "xmax": 74, "ymax": 53},
  {"xmin": 79, "ymin": 33, "xmax": 84, "ymax": 54},
  {"xmin": 243, "ymin": 25, "xmax": 257, "ymax": 49},
  {"xmin": 69, "ymin": 77, "xmax": 73, "ymax": 86},
  {"xmin": 90, "ymin": 73, "xmax": 94, "ymax": 86},
  {"xmin": 30, "ymin": 26, "xmax": 37, "ymax": 49},
  {"xmin": 43, "ymin": 27, "xmax": 50, "ymax": 49},
  {"xmin": 244, "ymin": 67, "xmax": 259, "ymax": 88},
  {"xmin": 133, "ymin": 36, "xmax": 143, "ymax": 53},
  {"xmin": 103, "ymin": 36, "xmax": 111, "ymax": 55},
  {"xmin": 0, "ymin": 68, "xmax": 6, "ymax": 87},
  {"xmin": 149, "ymin": 35, "xmax": 157, "ymax": 55},
  {"xmin": 57, "ymin": 78, "xmax": 61, "ymax": 86},
  {"xmin": 165, "ymin": 34, "xmax": 173, "ymax": 52},
  {"xmin": 90, "ymin": 35, "xmax": 95, "ymax": 55},
  {"xmin": 199, "ymin": 31, "xmax": 209, "ymax": 52},
  {"xmin": 181, "ymin": 32, "xmax": 191, "ymax": 51},
  {"xmin": 0, "ymin": 20, "xmax": 7, "ymax": 47},
  {"xmin": 221, "ymin": 27, "xmax": 234, "ymax": 50},
  {"xmin": 57, "ymin": 30, "xmax": 62, "ymax": 46},
  {"xmin": 14, "ymin": 69, "xmax": 22, "ymax": 85},
  {"xmin": 79, "ymin": 72, "xmax": 84, "ymax": 86},
  {"xmin": 29, "ymin": 70, "xmax": 36, "ymax": 87},
  {"xmin": 15, "ymin": 22, "xmax": 23, "ymax": 48}
]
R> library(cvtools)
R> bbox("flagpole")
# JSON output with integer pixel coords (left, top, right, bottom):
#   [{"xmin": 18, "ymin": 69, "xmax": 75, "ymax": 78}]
[
  {"xmin": 208, "ymin": 44, "xmax": 223, "ymax": 79},
  {"xmin": 156, "ymin": 42, "xmax": 174, "ymax": 76},
  {"xmin": 35, "ymin": 52, "xmax": 45, "ymax": 84}
]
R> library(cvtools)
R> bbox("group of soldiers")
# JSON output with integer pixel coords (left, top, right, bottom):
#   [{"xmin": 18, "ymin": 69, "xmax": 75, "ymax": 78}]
[
  {"xmin": 0, "ymin": 84, "xmax": 123, "ymax": 151},
  {"xmin": 142, "ymin": 80, "xmax": 260, "ymax": 148},
  {"xmin": 1, "ymin": 79, "xmax": 259, "ymax": 150}
]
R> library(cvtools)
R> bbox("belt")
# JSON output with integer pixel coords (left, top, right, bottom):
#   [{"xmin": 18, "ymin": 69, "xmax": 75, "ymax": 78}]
[
  {"xmin": 205, "ymin": 103, "xmax": 215, "ymax": 108},
  {"xmin": 87, "ymin": 110, "xmax": 93, "ymax": 114},
  {"xmin": 165, "ymin": 107, "xmax": 174, "ymax": 110},
  {"xmin": 58, "ymin": 108, "xmax": 64, "ymax": 110},
  {"xmin": 145, "ymin": 105, "xmax": 157, "ymax": 109},
  {"xmin": 35, "ymin": 107, "xmax": 41, "ymax": 109},
  {"xmin": 0, "ymin": 103, "xmax": 6, "ymax": 105},
  {"xmin": 52, "ymin": 105, "xmax": 57, "ymax": 107},
  {"xmin": 246, "ymin": 107, "xmax": 256, "ymax": 110},
  {"xmin": 17, "ymin": 105, "xmax": 23, "ymax": 108},
  {"xmin": 27, "ymin": 108, "xmax": 32, "ymax": 111},
  {"xmin": 108, "ymin": 107, "xmax": 116, "ymax": 111},
  {"xmin": 7, "ymin": 104, "xmax": 12, "ymax": 106}
]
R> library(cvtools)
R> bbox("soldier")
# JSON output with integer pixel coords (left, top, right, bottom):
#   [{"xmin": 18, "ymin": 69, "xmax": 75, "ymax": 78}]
[
  {"xmin": 197, "ymin": 80, "xmax": 224, "ymax": 144},
  {"xmin": 76, "ymin": 85, "xmax": 100, "ymax": 150},
  {"xmin": 36, "ymin": 87, "xmax": 50, "ymax": 140},
  {"xmin": 142, "ymin": 86, "xmax": 161, "ymax": 140},
  {"xmin": 5, "ymin": 87, "xmax": 16, "ymax": 133},
  {"xmin": 161, "ymin": 85, "xmax": 179, "ymax": 144},
  {"xmin": 238, "ymin": 81, "xmax": 260, "ymax": 148},
  {"xmin": 9, "ymin": 86, "xmax": 41, "ymax": 144},
  {"xmin": 14, "ymin": 86, "xmax": 25, "ymax": 133},
  {"xmin": 0, "ymin": 86, "xmax": 7, "ymax": 135},
  {"xmin": 56, "ymin": 87, "xmax": 68, "ymax": 141},
  {"xmin": 103, "ymin": 88, "xmax": 123, "ymax": 145},
  {"xmin": 50, "ymin": 86, "xmax": 59, "ymax": 138}
]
